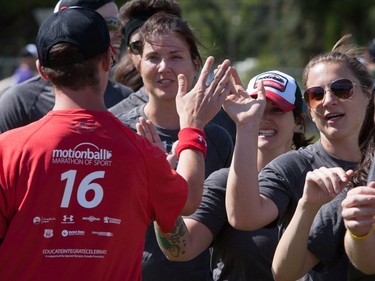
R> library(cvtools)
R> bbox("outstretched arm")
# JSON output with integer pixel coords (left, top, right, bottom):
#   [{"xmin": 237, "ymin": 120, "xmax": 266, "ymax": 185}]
[
  {"xmin": 223, "ymin": 68, "xmax": 278, "ymax": 230},
  {"xmin": 272, "ymin": 167, "xmax": 352, "ymax": 281},
  {"xmin": 175, "ymin": 56, "xmax": 232, "ymax": 215},
  {"xmin": 342, "ymin": 182, "xmax": 375, "ymax": 275},
  {"xmin": 154, "ymin": 217, "xmax": 213, "ymax": 262}
]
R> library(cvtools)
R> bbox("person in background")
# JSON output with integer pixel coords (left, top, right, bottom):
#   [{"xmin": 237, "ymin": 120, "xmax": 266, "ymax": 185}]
[
  {"xmin": 111, "ymin": 0, "xmax": 237, "ymax": 143},
  {"xmin": 341, "ymin": 92, "xmax": 375, "ymax": 276},
  {"xmin": 110, "ymin": 0, "xmax": 182, "ymax": 112},
  {"xmin": 116, "ymin": 12, "xmax": 234, "ymax": 281},
  {"xmin": 0, "ymin": 0, "xmax": 133, "ymax": 134},
  {"xmin": 54, "ymin": 0, "xmax": 124, "ymax": 59},
  {"xmin": 363, "ymin": 38, "xmax": 375, "ymax": 78},
  {"xmin": 0, "ymin": 44, "xmax": 38, "ymax": 95},
  {"xmin": 153, "ymin": 70, "xmax": 312, "ymax": 281},
  {"xmin": 117, "ymin": 11, "xmax": 233, "ymax": 180},
  {"xmin": 272, "ymin": 82, "xmax": 375, "ymax": 281},
  {"xmin": 0, "ymin": 7, "xmax": 230, "ymax": 280},
  {"xmin": 13, "ymin": 44, "xmax": 38, "ymax": 84},
  {"xmin": 225, "ymin": 34, "xmax": 374, "ymax": 280},
  {"xmin": 343, "ymin": 187, "xmax": 375, "ymax": 276},
  {"xmin": 113, "ymin": 54, "xmax": 143, "ymax": 92}
]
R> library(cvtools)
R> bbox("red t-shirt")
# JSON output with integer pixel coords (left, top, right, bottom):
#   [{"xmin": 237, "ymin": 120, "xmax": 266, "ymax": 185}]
[{"xmin": 0, "ymin": 110, "xmax": 188, "ymax": 280}]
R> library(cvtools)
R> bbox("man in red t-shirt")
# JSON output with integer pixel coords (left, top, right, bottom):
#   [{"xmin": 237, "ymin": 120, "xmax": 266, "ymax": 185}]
[{"xmin": 0, "ymin": 7, "xmax": 231, "ymax": 281}]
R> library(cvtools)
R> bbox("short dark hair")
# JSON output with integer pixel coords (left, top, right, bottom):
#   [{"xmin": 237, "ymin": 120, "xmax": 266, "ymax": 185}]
[
  {"xmin": 120, "ymin": 0, "xmax": 182, "ymax": 45},
  {"xmin": 41, "ymin": 43, "xmax": 105, "ymax": 91},
  {"xmin": 138, "ymin": 12, "xmax": 202, "ymax": 67}
]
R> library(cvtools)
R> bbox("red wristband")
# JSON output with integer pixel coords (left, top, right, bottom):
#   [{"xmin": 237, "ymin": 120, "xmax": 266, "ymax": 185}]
[{"xmin": 176, "ymin": 128, "xmax": 207, "ymax": 158}]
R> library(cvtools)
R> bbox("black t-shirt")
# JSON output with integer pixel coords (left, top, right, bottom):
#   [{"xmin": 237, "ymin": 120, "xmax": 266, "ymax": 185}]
[
  {"xmin": 115, "ymin": 103, "xmax": 234, "ymax": 178},
  {"xmin": 191, "ymin": 168, "xmax": 279, "ymax": 281},
  {"xmin": 109, "ymin": 87, "xmax": 237, "ymax": 143},
  {"xmin": 259, "ymin": 141, "xmax": 375, "ymax": 280},
  {"xmin": 114, "ymin": 102, "xmax": 234, "ymax": 281},
  {"xmin": 259, "ymin": 141, "xmax": 358, "ymax": 235}
]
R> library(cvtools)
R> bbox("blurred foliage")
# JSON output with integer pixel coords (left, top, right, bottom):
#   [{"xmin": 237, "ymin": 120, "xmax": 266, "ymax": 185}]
[{"xmin": 1, "ymin": 0, "xmax": 375, "ymax": 84}]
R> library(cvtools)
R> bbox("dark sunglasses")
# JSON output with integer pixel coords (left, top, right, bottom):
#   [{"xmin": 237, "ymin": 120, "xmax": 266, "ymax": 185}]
[
  {"xmin": 104, "ymin": 17, "xmax": 121, "ymax": 33},
  {"xmin": 128, "ymin": 40, "xmax": 142, "ymax": 55},
  {"xmin": 303, "ymin": 78, "xmax": 358, "ymax": 109}
]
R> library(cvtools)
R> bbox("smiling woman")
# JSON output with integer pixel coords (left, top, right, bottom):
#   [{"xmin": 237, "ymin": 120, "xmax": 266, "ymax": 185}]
[
  {"xmin": 221, "ymin": 34, "xmax": 374, "ymax": 281},
  {"xmin": 245, "ymin": 70, "xmax": 312, "ymax": 170},
  {"xmin": 110, "ymin": 11, "xmax": 234, "ymax": 281},
  {"xmin": 113, "ymin": 12, "xmax": 234, "ymax": 178},
  {"xmin": 153, "ymin": 69, "xmax": 313, "ymax": 281}
]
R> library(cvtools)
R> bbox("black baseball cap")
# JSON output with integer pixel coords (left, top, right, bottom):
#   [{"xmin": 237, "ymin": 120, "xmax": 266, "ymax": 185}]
[
  {"xmin": 36, "ymin": 7, "xmax": 110, "ymax": 67},
  {"xmin": 54, "ymin": 0, "xmax": 114, "ymax": 12}
]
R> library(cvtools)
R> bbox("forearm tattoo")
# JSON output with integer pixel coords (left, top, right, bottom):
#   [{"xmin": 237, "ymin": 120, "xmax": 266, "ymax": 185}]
[{"xmin": 154, "ymin": 216, "xmax": 187, "ymax": 258}]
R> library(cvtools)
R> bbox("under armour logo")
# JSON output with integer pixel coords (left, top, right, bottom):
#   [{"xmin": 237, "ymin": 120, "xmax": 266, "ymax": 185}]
[
  {"xmin": 198, "ymin": 135, "xmax": 207, "ymax": 147},
  {"xmin": 63, "ymin": 215, "xmax": 74, "ymax": 222}
]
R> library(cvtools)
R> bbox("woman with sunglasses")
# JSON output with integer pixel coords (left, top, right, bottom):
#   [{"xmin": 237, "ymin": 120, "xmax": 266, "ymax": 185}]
[
  {"xmin": 152, "ymin": 69, "xmax": 312, "ymax": 281},
  {"xmin": 225, "ymin": 34, "xmax": 374, "ymax": 280},
  {"xmin": 273, "ymin": 89, "xmax": 375, "ymax": 281}
]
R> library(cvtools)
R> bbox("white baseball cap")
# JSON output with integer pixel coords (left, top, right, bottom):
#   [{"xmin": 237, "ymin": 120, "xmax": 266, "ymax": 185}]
[{"xmin": 247, "ymin": 70, "xmax": 303, "ymax": 112}]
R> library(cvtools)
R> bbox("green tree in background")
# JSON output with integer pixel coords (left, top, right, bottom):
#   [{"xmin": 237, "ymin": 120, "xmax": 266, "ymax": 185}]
[{"xmin": 1, "ymin": 0, "xmax": 375, "ymax": 81}]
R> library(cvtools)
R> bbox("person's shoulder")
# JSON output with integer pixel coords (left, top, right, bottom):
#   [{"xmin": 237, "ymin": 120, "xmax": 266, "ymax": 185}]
[
  {"xmin": 0, "ymin": 115, "xmax": 48, "ymax": 144},
  {"xmin": 104, "ymin": 79, "xmax": 134, "ymax": 108},
  {"xmin": 0, "ymin": 76, "xmax": 13, "ymax": 96},
  {"xmin": 263, "ymin": 143, "xmax": 317, "ymax": 173},
  {"xmin": 281, "ymin": 142, "xmax": 319, "ymax": 162},
  {"xmin": 108, "ymin": 87, "xmax": 148, "ymax": 115},
  {"xmin": 206, "ymin": 167, "xmax": 229, "ymax": 183},
  {"xmin": 298, "ymin": 140, "xmax": 322, "ymax": 154},
  {"xmin": 107, "ymin": 78, "xmax": 133, "ymax": 95},
  {"xmin": 0, "ymin": 75, "xmax": 51, "ymax": 100},
  {"xmin": 114, "ymin": 104, "xmax": 144, "ymax": 130}
]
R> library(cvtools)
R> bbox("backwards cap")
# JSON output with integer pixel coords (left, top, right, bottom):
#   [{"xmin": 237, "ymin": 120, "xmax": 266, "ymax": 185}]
[
  {"xmin": 36, "ymin": 7, "xmax": 110, "ymax": 67},
  {"xmin": 247, "ymin": 70, "xmax": 303, "ymax": 112},
  {"xmin": 54, "ymin": 0, "xmax": 114, "ymax": 12}
]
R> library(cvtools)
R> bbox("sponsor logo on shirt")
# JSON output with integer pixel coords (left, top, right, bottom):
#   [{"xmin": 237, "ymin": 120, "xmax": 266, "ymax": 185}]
[
  {"xmin": 82, "ymin": 216, "xmax": 100, "ymax": 222},
  {"xmin": 51, "ymin": 142, "xmax": 112, "ymax": 167},
  {"xmin": 61, "ymin": 215, "xmax": 75, "ymax": 224},
  {"xmin": 42, "ymin": 248, "xmax": 107, "ymax": 259},
  {"xmin": 92, "ymin": 231, "xmax": 113, "ymax": 237},
  {"xmin": 103, "ymin": 216, "xmax": 121, "ymax": 225},
  {"xmin": 44, "ymin": 229, "xmax": 54, "ymax": 238},
  {"xmin": 71, "ymin": 119, "xmax": 97, "ymax": 132},
  {"xmin": 33, "ymin": 216, "xmax": 56, "ymax": 225},
  {"xmin": 61, "ymin": 230, "xmax": 85, "ymax": 237}
]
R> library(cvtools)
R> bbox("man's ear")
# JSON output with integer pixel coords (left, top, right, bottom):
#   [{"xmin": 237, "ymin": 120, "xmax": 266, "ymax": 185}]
[{"xmin": 36, "ymin": 60, "xmax": 49, "ymax": 81}]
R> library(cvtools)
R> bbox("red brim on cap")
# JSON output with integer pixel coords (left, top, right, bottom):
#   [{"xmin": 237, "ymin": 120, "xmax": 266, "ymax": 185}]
[{"xmin": 250, "ymin": 90, "xmax": 295, "ymax": 112}]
